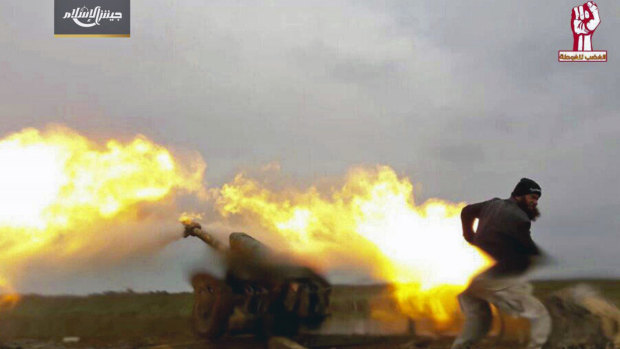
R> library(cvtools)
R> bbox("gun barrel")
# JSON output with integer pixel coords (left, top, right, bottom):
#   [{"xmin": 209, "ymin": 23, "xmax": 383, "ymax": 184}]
[{"xmin": 182, "ymin": 220, "xmax": 227, "ymax": 252}]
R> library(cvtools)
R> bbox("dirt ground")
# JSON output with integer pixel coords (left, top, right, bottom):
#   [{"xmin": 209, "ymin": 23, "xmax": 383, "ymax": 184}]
[
  {"xmin": 1, "ymin": 280, "xmax": 618, "ymax": 349},
  {"xmin": 0, "ymin": 336, "xmax": 545, "ymax": 349},
  {"xmin": 0, "ymin": 337, "xmax": 536, "ymax": 349}
]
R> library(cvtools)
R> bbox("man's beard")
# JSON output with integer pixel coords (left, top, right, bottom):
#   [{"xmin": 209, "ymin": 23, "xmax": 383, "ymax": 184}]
[{"xmin": 517, "ymin": 200, "xmax": 541, "ymax": 221}]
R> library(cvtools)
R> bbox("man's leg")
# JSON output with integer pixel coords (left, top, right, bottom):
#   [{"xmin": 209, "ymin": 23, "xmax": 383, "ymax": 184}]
[
  {"xmin": 488, "ymin": 282, "xmax": 551, "ymax": 349},
  {"xmin": 451, "ymin": 291, "xmax": 493, "ymax": 349}
]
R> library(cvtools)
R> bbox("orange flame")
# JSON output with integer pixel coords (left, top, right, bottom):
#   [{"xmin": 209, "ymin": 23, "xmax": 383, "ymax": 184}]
[
  {"xmin": 0, "ymin": 126, "xmax": 206, "ymax": 299},
  {"xmin": 0, "ymin": 277, "xmax": 19, "ymax": 311},
  {"xmin": 216, "ymin": 165, "xmax": 493, "ymax": 327}
]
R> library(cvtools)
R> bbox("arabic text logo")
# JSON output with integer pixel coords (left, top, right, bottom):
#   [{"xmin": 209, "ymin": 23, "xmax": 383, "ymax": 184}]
[
  {"xmin": 62, "ymin": 6, "xmax": 123, "ymax": 28},
  {"xmin": 559, "ymin": 1, "xmax": 606, "ymax": 62}
]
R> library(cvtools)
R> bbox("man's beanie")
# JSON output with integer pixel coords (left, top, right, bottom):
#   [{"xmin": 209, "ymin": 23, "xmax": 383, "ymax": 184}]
[{"xmin": 511, "ymin": 178, "xmax": 542, "ymax": 197}]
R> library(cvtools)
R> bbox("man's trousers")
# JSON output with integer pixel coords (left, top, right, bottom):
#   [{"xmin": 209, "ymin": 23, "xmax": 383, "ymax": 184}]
[{"xmin": 451, "ymin": 274, "xmax": 551, "ymax": 349}]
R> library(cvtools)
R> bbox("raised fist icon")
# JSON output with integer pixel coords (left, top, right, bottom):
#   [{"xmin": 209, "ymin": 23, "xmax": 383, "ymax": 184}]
[{"xmin": 572, "ymin": 2, "xmax": 600, "ymax": 51}]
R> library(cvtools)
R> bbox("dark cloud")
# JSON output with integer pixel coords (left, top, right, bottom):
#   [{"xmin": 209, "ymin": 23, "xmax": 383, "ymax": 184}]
[{"xmin": 1, "ymin": 0, "xmax": 619, "ymax": 292}]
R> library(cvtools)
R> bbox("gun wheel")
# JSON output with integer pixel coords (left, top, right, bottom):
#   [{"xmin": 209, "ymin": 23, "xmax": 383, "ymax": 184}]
[{"xmin": 191, "ymin": 273, "xmax": 234, "ymax": 339}]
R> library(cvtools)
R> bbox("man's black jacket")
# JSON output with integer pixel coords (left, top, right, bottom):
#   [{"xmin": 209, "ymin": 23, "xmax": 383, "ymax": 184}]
[{"xmin": 461, "ymin": 197, "xmax": 540, "ymax": 276}]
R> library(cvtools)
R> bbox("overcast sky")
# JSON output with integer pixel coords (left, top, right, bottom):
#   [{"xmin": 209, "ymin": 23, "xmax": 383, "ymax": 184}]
[{"xmin": 1, "ymin": 0, "xmax": 619, "ymax": 294}]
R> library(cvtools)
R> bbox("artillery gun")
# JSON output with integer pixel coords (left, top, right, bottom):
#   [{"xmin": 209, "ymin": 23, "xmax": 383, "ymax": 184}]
[{"xmin": 181, "ymin": 220, "xmax": 331, "ymax": 339}]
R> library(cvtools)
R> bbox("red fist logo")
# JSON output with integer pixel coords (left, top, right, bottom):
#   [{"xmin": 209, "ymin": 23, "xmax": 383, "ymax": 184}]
[{"xmin": 572, "ymin": 2, "xmax": 600, "ymax": 51}]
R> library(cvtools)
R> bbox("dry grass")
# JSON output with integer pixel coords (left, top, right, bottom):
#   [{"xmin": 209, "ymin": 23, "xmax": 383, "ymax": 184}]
[{"xmin": 0, "ymin": 280, "xmax": 618, "ymax": 347}]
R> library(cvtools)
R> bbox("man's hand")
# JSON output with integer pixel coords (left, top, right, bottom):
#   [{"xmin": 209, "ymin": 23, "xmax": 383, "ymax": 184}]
[{"xmin": 572, "ymin": 2, "xmax": 600, "ymax": 51}]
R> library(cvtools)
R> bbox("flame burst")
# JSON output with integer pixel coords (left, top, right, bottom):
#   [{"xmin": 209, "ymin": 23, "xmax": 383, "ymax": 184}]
[
  {"xmin": 216, "ymin": 166, "xmax": 493, "ymax": 327},
  {"xmin": 0, "ymin": 126, "xmax": 206, "ymax": 300},
  {"xmin": 0, "ymin": 276, "xmax": 19, "ymax": 310}
]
